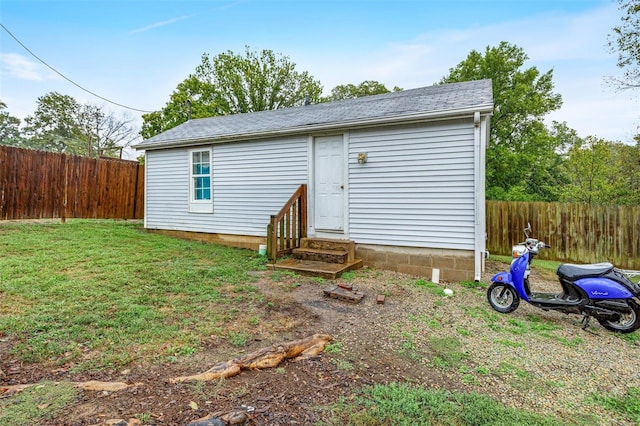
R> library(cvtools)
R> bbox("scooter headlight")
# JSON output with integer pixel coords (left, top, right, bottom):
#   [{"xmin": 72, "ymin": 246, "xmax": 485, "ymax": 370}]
[{"xmin": 512, "ymin": 245, "xmax": 527, "ymax": 259}]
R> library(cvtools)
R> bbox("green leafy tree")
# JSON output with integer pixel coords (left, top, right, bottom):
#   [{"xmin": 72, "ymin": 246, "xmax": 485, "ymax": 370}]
[
  {"xmin": 560, "ymin": 137, "xmax": 640, "ymax": 205},
  {"xmin": 609, "ymin": 0, "xmax": 640, "ymax": 89},
  {"xmin": 23, "ymin": 92, "xmax": 138, "ymax": 157},
  {"xmin": 611, "ymin": 138, "xmax": 640, "ymax": 204},
  {"xmin": 141, "ymin": 75, "xmax": 219, "ymax": 140},
  {"xmin": 322, "ymin": 80, "xmax": 402, "ymax": 102},
  {"xmin": 23, "ymin": 92, "xmax": 86, "ymax": 154},
  {"xmin": 440, "ymin": 42, "xmax": 563, "ymax": 201},
  {"xmin": 141, "ymin": 47, "xmax": 323, "ymax": 139},
  {"xmin": 0, "ymin": 101, "xmax": 24, "ymax": 147}
]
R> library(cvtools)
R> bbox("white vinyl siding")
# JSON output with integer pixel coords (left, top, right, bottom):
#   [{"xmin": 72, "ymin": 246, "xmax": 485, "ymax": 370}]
[
  {"xmin": 145, "ymin": 136, "xmax": 308, "ymax": 235},
  {"xmin": 348, "ymin": 120, "xmax": 476, "ymax": 250},
  {"xmin": 145, "ymin": 118, "xmax": 480, "ymax": 251}
]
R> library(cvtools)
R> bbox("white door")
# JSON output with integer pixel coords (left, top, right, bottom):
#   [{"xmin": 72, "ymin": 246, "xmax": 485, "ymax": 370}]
[{"xmin": 314, "ymin": 135, "xmax": 344, "ymax": 231}]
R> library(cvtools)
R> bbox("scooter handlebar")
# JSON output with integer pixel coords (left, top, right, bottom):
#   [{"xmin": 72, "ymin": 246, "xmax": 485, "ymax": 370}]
[{"xmin": 537, "ymin": 241, "xmax": 551, "ymax": 249}]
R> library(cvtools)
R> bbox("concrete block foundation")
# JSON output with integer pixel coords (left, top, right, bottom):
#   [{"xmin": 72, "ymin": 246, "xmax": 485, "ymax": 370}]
[
  {"xmin": 146, "ymin": 230, "xmax": 476, "ymax": 282},
  {"xmin": 356, "ymin": 244, "xmax": 475, "ymax": 282}
]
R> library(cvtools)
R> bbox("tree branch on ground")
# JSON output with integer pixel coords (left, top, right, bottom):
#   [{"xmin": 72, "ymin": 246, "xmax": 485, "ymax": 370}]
[{"xmin": 171, "ymin": 334, "xmax": 333, "ymax": 383}]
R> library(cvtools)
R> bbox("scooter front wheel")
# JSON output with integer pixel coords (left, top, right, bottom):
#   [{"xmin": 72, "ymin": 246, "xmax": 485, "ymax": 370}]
[
  {"xmin": 597, "ymin": 299, "xmax": 640, "ymax": 334},
  {"xmin": 487, "ymin": 283, "xmax": 520, "ymax": 313}
]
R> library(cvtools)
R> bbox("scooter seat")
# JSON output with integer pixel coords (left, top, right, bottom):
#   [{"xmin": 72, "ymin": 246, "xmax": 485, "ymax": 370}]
[{"xmin": 557, "ymin": 263, "xmax": 614, "ymax": 281}]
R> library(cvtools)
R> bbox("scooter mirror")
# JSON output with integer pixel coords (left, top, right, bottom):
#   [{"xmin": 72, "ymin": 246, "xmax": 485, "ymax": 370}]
[{"xmin": 524, "ymin": 222, "xmax": 532, "ymax": 238}]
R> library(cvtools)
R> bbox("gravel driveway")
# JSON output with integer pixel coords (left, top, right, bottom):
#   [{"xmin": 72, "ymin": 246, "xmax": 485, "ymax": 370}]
[{"xmin": 256, "ymin": 260, "xmax": 640, "ymax": 424}]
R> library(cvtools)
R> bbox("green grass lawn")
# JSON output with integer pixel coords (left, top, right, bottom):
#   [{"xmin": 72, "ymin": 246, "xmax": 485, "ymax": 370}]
[
  {"xmin": 1, "ymin": 220, "xmax": 634, "ymax": 425},
  {"xmin": 323, "ymin": 382, "xmax": 566, "ymax": 426},
  {"xmin": 0, "ymin": 220, "xmax": 267, "ymax": 371}
]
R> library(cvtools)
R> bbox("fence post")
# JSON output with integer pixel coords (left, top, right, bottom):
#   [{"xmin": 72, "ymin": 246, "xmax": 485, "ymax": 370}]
[
  {"xmin": 61, "ymin": 154, "xmax": 68, "ymax": 223},
  {"xmin": 132, "ymin": 163, "xmax": 140, "ymax": 219}
]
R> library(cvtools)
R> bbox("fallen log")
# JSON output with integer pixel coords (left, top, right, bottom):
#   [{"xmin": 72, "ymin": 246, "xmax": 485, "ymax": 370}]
[{"xmin": 171, "ymin": 333, "xmax": 333, "ymax": 383}]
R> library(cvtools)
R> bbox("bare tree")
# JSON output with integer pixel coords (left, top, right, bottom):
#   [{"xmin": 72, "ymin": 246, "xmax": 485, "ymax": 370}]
[
  {"xmin": 78, "ymin": 105, "xmax": 140, "ymax": 158},
  {"xmin": 608, "ymin": 0, "xmax": 640, "ymax": 90}
]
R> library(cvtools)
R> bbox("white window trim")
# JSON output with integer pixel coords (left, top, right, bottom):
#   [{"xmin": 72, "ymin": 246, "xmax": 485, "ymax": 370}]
[{"xmin": 189, "ymin": 148, "xmax": 213, "ymax": 213}]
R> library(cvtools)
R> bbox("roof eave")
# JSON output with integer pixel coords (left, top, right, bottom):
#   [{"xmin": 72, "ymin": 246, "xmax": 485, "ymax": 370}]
[{"xmin": 134, "ymin": 103, "xmax": 493, "ymax": 151}]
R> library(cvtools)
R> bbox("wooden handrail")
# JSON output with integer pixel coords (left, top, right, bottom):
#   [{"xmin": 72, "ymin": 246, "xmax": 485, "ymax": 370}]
[{"xmin": 267, "ymin": 184, "xmax": 307, "ymax": 262}]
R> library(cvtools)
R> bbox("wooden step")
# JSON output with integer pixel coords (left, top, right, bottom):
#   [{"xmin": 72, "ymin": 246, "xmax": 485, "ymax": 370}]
[
  {"xmin": 301, "ymin": 238, "xmax": 355, "ymax": 261},
  {"xmin": 292, "ymin": 247, "xmax": 348, "ymax": 264},
  {"xmin": 271, "ymin": 258, "xmax": 363, "ymax": 280}
]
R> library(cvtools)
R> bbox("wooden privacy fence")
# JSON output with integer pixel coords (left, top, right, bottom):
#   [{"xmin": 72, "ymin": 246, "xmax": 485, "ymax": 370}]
[
  {"xmin": 0, "ymin": 146, "xmax": 144, "ymax": 220},
  {"xmin": 486, "ymin": 201, "xmax": 640, "ymax": 270}
]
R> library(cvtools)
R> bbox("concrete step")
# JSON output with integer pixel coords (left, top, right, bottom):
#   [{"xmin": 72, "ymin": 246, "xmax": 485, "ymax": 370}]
[
  {"xmin": 292, "ymin": 247, "xmax": 348, "ymax": 264},
  {"xmin": 271, "ymin": 258, "xmax": 363, "ymax": 280}
]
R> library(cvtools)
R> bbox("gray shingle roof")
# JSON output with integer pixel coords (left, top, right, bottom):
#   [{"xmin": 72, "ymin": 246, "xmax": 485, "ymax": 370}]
[{"xmin": 135, "ymin": 79, "xmax": 493, "ymax": 150}]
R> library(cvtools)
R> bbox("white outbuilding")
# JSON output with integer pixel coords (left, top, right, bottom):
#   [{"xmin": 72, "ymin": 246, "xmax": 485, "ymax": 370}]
[{"xmin": 135, "ymin": 79, "xmax": 493, "ymax": 281}]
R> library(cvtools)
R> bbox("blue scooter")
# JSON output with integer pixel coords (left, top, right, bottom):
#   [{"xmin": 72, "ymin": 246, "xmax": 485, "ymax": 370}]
[{"xmin": 488, "ymin": 225, "xmax": 640, "ymax": 333}]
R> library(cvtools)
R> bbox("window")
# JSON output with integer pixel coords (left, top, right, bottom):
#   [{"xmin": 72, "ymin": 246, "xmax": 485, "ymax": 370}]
[{"xmin": 189, "ymin": 149, "xmax": 213, "ymax": 212}]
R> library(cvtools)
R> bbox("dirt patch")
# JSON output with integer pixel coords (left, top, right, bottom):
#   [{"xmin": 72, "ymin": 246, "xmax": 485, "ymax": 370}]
[{"xmin": 2, "ymin": 266, "xmax": 639, "ymax": 425}]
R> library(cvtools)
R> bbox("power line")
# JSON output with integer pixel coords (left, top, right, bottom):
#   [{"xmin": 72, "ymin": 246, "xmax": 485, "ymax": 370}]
[{"xmin": 0, "ymin": 22, "xmax": 154, "ymax": 114}]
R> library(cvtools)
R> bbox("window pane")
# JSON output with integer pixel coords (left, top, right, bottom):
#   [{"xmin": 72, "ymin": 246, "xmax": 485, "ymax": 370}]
[
  {"xmin": 194, "ymin": 177, "xmax": 201, "ymax": 200},
  {"xmin": 192, "ymin": 152, "xmax": 202, "ymax": 175},
  {"xmin": 192, "ymin": 151, "xmax": 211, "ymax": 176},
  {"xmin": 193, "ymin": 176, "xmax": 211, "ymax": 200}
]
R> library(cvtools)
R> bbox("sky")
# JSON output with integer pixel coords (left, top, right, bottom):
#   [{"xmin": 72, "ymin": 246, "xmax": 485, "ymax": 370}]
[{"xmin": 1, "ymin": 0, "xmax": 639, "ymax": 158}]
